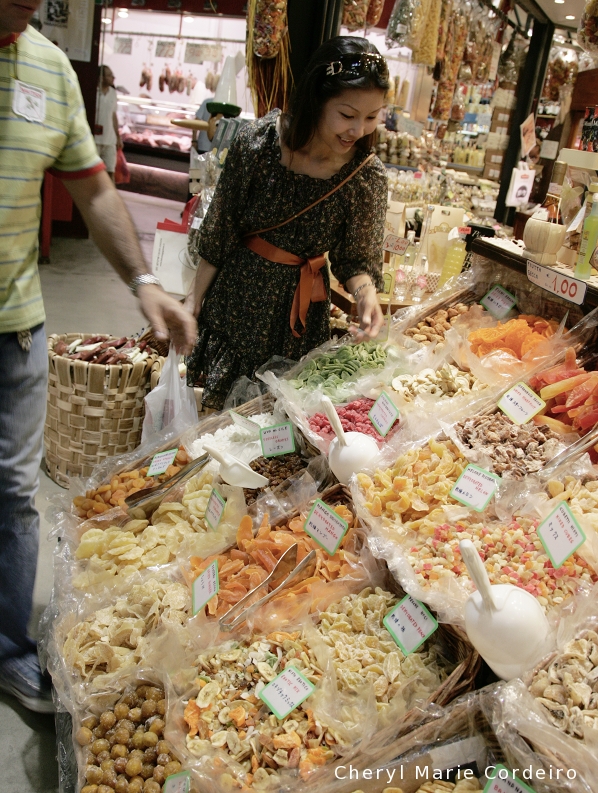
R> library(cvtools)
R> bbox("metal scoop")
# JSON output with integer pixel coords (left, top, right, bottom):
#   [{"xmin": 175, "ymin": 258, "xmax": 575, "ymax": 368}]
[
  {"xmin": 203, "ymin": 443, "xmax": 269, "ymax": 489},
  {"xmin": 124, "ymin": 452, "xmax": 210, "ymax": 517},
  {"xmin": 219, "ymin": 544, "xmax": 317, "ymax": 632}
]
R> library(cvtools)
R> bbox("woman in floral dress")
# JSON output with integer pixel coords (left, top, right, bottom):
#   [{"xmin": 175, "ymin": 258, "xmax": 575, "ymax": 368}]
[{"xmin": 186, "ymin": 36, "xmax": 389, "ymax": 409}]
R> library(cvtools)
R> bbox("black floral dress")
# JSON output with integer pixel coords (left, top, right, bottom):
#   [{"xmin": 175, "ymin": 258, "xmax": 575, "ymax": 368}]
[{"xmin": 187, "ymin": 110, "xmax": 387, "ymax": 409}]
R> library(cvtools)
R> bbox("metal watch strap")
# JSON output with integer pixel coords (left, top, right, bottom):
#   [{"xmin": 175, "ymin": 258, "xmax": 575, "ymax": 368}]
[
  {"xmin": 353, "ymin": 281, "xmax": 374, "ymax": 299},
  {"xmin": 129, "ymin": 273, "xmax": 162, "ymax": 296}
]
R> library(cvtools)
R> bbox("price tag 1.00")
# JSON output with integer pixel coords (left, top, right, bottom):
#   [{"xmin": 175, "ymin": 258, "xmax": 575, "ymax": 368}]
[
  {"xmin": 537, "ymin": 501, "xmax": 586, "ymax": 569},
  {"xmin": 498, "ymin": 382, "xmax": 545, "ymax": 426},
  {"xmin": 526, "ymin": 260, "xmax": 587, "ymax": 306},
  {"xmin": 192, "ymin": 560, "xmax": 219, "ymax": 615},
  {"xmin": 259, "ymin": 665, "xmax": 315, "ymax": 720},
  {"xmin": 480, "ymin": 284, "xmax": 518, "ymax": 319},
  {"xmin": 205, "ymin": 488, "xmax": 226, "ymax": 530},
  {"xmin": 368, "ymin": 391, "xmax": 400, "ymax": 437},
  {"xmin": 229, "ymin": 410, "xmax": 260, "ymax": 436},
  {"xmin": 163, "ymin": 771, "xmax": 191, "ymax": 793},
  {"xmin": 303, "ymin": 499, "xmax": 348, "ymax": 556},
  {"xmin": 383, "ymin": 594, "xmax": 438, "ymax": 655},
  {"xmin": 260, "ymin": 422, "xmax": 295, "ymax": 458},
  {"xmin": 484, "ymin": 765, "xmax": 536, "ymax": 793},
  {"xmin": 147, "ymin": 448, "xmax": 178, "ymax": 477},
  {"xmin": 383, "ymin": 234, "xmax": 410, "ymax": 255},
  {"xmin": 451, "ymin": 465, "xmax": 501, "ymax": 512}
]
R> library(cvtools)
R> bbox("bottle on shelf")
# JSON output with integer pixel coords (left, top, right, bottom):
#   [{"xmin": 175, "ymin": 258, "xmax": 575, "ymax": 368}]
[
  {"xmin": 393, "ymin": 250, "xmax": 412, "ymax": 302},
  {"xmin": 575, "ymin": 192, "xmax": 598, "ymax": 280},
  {"xmin": 438, "ymin": 227, "xmax": 468, "ymax": 288},
  {"xmin": 410, "ymin": 251, "xmax": 428, "ymax": 303}
]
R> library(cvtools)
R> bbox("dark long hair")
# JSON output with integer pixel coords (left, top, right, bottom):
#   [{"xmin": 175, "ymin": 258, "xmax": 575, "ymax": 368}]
[{"xmin": 282, "ymin": 37, "xmax": 390, "ymax": 153}]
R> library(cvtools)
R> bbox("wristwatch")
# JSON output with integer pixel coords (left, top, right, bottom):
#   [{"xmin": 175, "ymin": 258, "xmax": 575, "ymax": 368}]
[{"xmin": 129, "ymin": 273, "xmax": 162, "ymax": 296}]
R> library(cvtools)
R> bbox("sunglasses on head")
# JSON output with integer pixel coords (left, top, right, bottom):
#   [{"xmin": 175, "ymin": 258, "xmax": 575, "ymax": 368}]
[{"xmin": 325, "ymin": 53, "xmax": 389, "ymax": 79}]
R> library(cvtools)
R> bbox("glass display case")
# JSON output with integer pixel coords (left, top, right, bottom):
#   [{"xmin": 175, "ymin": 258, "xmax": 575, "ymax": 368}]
[{"xmin": 118, "ymin": 95, "xmax": 197, "ymax": 159}]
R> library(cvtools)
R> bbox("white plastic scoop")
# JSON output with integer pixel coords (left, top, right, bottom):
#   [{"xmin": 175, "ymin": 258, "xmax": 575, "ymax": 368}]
[
  {"xmin": 460, "ymin": 539, "xmax": 553, "ymax": 680},
  {"xmin": 320, "ymin": 396, "xmax": 379, "ymax": 485},
  {"xmin": 203, "ymin": 443, "xmax": 269, "ymax": 489}
]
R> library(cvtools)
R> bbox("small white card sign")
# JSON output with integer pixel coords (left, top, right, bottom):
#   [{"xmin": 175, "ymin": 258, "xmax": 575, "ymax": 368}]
[
  {"xmin": 451, "ymin": 465, "xmax": 500, "ymax": 512},
  {"xmin": 498, "ymin": 382, "xmax": 546, "ymax": 425},
  {"xmin": 259, "ymin": 665, "xmax": 315, "ymax": 720},
  {"xmin": 480, "ymin": 285, "xmax": 518, "ymax": 319},
  {"xmin": 383, "ymin": 234, "xmax": 410, "ymax": 255},
  {"xmin": 260, "ymin": 422, "xmax": 295, "ymax": 458},
  {"xmin": 383, "ymin": 594, "xmax": 438, "ymax": 655},
  {"xmin": 368, "ymin": 391, "xmax": 400, "ymax": 437},
  {"xmin": 303, "ymin": 499, "xmax": 348, "ymax": 556},
  {"xmin": 147, "ymin": 448, "xmax": 178, "ymax": 477},
  {"xmin": 537, "ymin": 502, "xmax": 586, "ymax": 569},
  {"xmin": 163, "ymin": 771, "xmax": 191, "ymax": 793},
  {"xmin": 205, "ymin": 488, "xmax": 226, "ymax": 530},
  {"xmin": 192, "ymin": 560, "xmax": 219, "ymax": 615},
  {"xmin": 484, "ymin": 765, "xmax": 536, "ymax": 793}
]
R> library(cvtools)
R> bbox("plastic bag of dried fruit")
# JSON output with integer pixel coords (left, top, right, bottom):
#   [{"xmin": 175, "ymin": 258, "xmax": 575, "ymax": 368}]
[
  {"xmin": 166, "ymin": 586, "xmax": 453, "ymax": 793},
  {"xmin": 350, "ymin": 433, "xmax": 598, "ymax": 626},
  {"xmin": 579, "ymin": 0, "xmax": 598, "ymax": 56}
]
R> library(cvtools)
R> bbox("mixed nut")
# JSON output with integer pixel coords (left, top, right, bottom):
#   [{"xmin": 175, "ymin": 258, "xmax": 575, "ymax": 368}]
[
  {"xmin": 391, "ymin": 364, "xmax": 488, "ymax": 403},
  {"xmin": 403, "ymin": 303, "xmax": 471, "ymax": 347},
  {"xmin": 453, "ymin": 413, "xmax": 562, "ymax": 479}
]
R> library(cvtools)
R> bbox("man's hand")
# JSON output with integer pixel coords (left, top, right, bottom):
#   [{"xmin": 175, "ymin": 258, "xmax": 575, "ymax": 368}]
[{"xmin": 138, "ymin": 285, "xmax": 197, "ymax": 355}]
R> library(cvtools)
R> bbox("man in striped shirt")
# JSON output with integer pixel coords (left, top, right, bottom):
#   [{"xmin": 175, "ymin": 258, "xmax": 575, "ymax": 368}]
[{"xmin": 0, "ymin": 0, "xmax": 197, "ymax": 712}]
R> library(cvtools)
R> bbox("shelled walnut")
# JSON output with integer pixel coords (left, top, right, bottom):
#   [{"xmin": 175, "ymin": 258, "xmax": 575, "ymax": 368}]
[{"xmin": 404, "ymin": 303, "xmax": 471, "ymax": 346}]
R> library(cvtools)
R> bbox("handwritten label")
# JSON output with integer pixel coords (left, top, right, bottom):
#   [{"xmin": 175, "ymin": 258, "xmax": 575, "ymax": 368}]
[
  {"xmin": 537, "ymin": 502, "xmax": 586, "ymax": 569},
  {"xmin": 229, "ymin": 410, "xmax": 260, "ymax": 436},
  {"xmin": 147, "ymin": 448, "xmax": 178, "ymax": 477},
  {"xmin": 303, "ymin": 499, "xmax": 348, "ymax": 556},
  {"xmin": 383, "ymin": 234, "xmax": 410, "ymax": 255},
  {"xmin": 527, "ymin": 260, "xmax": 587, "ymax": 306},
  {"xmin": 498, "ymin": 382, "xmax": 546, "ymax": 425},
  {"xmin": 480, "ymin": 285, "xmax": 518, "ymax": 319},
  {"xmin": 369, "ymin": 391, "xmax": 400, "ymax": 437},
  {"xmin": 383, "ymin": 594, "xmax": 438, "ymax": 655},
  {"xmin": 163, "ymin": 771, "xmax": 191, "ymax": 793},
  {"xmin": 205, "ymin": 488, "xmax": 226, "ymax": 530},
  {"xmin": 484, "ymin": 765, "xmax": 536, "ymax": 793},
  {"xmin": 259, "ymin": 665, "xmax": 315, "ymax": 720},
  {"xmin": 260, "ymin": 422, "xmax": 295, "ymax": 458},
  {"xmin": 451, "ymin": 465, "xmax": 501, "ymax": 512},
  {"xmin": 396, "ymin": 115, "xmax": 424, "ymax": 138},
  {"xmin": 192, "ymin": 560, "xmax": 219, "ymax": 615}
]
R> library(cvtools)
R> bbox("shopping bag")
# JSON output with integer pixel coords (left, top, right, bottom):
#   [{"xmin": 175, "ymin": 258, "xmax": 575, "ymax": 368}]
[
  {"xmin": 114, "ymin": 149, "xmax": 130, "ymax": 184},
  {"xmin": 151, "ymin": 198, "xmax": 198, "ymax": 296},
  {"xmin": 505, "ymin": 162, "xmax": 534, "ymax": 207},
  {"xmin": 141, "ymin": 346, "xmax": 198, "ymax": 443}
]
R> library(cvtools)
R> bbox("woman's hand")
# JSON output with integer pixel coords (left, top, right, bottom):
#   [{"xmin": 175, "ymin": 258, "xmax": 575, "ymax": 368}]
[{"xmin": 345, "ymin": 276, "xmax": 384, "ymax": 342}]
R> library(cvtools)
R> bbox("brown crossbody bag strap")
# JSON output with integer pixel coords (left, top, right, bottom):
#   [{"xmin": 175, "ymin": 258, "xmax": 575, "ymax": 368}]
[{"xmin": 245, "ymin": 152, "xmax": 377, "ymax": 238}]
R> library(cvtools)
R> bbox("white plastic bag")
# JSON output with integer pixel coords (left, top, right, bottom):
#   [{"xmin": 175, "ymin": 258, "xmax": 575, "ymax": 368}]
[
  {"xmin": 142, "ymin": 346, "xmax": 198, "ymax": 443},
  {"xmin": 505, "ymin": 161, "xmax": 535, "ymax": 207}
]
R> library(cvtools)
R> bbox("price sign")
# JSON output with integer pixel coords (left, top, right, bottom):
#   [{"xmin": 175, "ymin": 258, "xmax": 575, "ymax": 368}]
[
  {"xmin": 480, "ymin": 285, "xmax": 518, "ymax": 319},
  {"xmin": 147, "ymin": 448, "xmax": 178, "ymax": 477},
  {"xmin": 451, "ymin": 465, "xmax": 501, "ymax": 512},
  {"xmin": 484, "ymin": 765, "xmax": 535, "ymax": 793},
  {"xmin": 163, "ymin": 771, "xmax": 191, "ymax": 793},
  {"xmin": 259, "ymin": 665, "xmax": 315, "ymax": 720},
  {"xmin": 369, "ymin": 391, "xmax": 400, "ymax": 437},
  {"xmin": 383, "ymin": 594, "xmax": 438, "ymax": 655},
  {"xmin": 303, "ymin": 499, "xmax": 348, "ymax": 556},
  {"xmin": 229, "ymin": 410, "xmax": 260, "ymax": 436},
  {"xmin": 260, "ymin": 422, "xmax": 295, "ymax": 458},
  {"xmin": 498, "ymin": 382, "xmax": 545, "ymax": 425},
  {"xmin": 192, "ymin": 560, "xmax": 219, "ymax": 615},
  {"xmin": 537, "ymin": 502, "xmax": 586, "ymax": 569},
  {"xmin": 383, "ymin": 234, "xmax": 410, "ymax": 255},
  {"xmin": 526, "ymin": 260, "xmax": 587, "ymax": 306},
  {"xmin": 205, "ymin": 488, "xmax": 226, "ymax": 530}
]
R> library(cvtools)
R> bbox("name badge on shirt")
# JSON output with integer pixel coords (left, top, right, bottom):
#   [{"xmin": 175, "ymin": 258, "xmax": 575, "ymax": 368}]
[{"xmin": 13, "ymin": 80, "xmax": 46, "ymax": 123}]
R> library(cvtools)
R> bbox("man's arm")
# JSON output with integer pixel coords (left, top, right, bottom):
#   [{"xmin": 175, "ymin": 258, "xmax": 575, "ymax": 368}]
[{"xmin": 64, "ymin": 170, "xmax": 197, "ymax": 353}]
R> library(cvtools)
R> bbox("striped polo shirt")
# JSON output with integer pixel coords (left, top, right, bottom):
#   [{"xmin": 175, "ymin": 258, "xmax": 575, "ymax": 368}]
[{"xmin": 0, "ymin": 26, "xmax": 105, "ymax": 333}]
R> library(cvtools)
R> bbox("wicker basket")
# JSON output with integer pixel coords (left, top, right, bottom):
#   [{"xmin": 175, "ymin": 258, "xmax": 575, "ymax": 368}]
[{"xmin": 44, "ymin": 333, "xmax": 158, "ymax": 488}]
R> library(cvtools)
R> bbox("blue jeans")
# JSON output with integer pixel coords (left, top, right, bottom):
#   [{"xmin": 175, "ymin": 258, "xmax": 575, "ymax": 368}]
[{"xmin": 0, "ymin": 324, "xmax": 47, "ymax": 661}]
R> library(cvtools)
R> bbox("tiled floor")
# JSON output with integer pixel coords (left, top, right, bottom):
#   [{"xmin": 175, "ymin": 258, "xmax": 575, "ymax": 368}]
[{"xmin": 0, "ymin": 191, "xmax": 184, "ymax": 793}]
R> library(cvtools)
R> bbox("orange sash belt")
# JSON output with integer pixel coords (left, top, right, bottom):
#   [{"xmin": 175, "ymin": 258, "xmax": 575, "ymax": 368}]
[{"xmin": 244, "ymin": 234, "xmax": 327, "ymax": 339}]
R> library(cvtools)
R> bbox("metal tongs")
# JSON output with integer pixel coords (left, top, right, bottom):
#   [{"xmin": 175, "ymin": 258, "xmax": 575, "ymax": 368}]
[
  {"xmin": 219, "ymin": 544, "xmax": 317, "ymax": 632},
  {"xmin": 541, "ymin": 424, "xmax": 598, "ymax": 480},
  {"xmin": 124, "ymin": 452, "xmax": 210, "ymax": 517}
]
